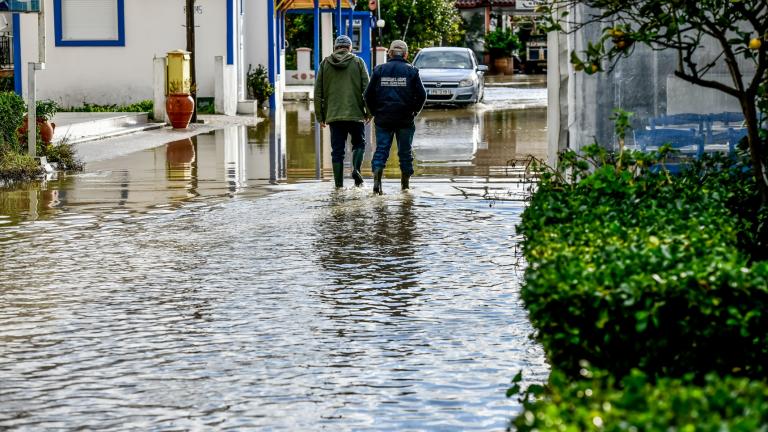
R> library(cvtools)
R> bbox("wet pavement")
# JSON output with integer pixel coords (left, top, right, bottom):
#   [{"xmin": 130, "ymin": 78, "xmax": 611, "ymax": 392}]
[{"xmin": 0, "ymin": 86, "xmax": 549, "ymax": 430}]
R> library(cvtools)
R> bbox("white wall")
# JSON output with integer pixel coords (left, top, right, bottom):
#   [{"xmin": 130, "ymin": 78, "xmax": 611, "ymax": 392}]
[
  {"xmin": 19, "ymin": 0, "xmax": 229, "ymax": 107},
  {"xmin": 245, "ymin": 0, "xmax": 270, "ymax": 85}
]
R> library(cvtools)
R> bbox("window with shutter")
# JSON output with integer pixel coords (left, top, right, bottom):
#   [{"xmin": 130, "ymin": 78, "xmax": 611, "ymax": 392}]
[{"xmin": 54, "ymin": 0, "xmax": 125, "ymax": 46}]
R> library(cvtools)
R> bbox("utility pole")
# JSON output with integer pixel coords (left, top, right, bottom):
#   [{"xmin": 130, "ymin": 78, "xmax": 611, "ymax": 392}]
[
  {"xmin": 185, "ymin": 0, "xmax": 198, "ymax": 123},
  {"xmin": 27, "ymin": 0, "xmax": 46, "ymax": 157},
  {"xmin": 369, "ymin": 0, "xmax": 377, "ymax": 68}
]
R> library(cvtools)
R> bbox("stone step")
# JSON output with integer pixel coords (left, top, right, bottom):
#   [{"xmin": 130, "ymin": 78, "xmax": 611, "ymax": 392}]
[{"xmin": 51, "ymin": 112, "xmax": 161, "ymax": 144}]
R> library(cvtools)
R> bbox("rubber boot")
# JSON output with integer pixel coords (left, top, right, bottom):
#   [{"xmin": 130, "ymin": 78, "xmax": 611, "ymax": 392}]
[
  {"xmin": 401, "ymin": 173, "xmax": 411, "ymax": 190},
  {"xmin": 351, "ymin": 148, "xmax": 365, "ymax": 187},
  {"xmin": 332, "ymin": 163, "xmax": 344, "ymax": 188},
  {"xmin": 373, "ymin": 168, "xmax": 384, "ymax": 195}
]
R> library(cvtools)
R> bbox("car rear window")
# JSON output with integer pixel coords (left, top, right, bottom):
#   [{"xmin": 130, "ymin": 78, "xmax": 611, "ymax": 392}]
[{"xmin": 413, "ymin": 51, "xmax": 473, "ymax": 69}]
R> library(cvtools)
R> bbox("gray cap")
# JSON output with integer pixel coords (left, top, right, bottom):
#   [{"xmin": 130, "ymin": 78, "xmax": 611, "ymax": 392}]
[
  {"xmin": 389, "ymin": 40, "xmax": 408, "ymax": 55},
  {"xmin": 334, "ymin": 35, "xmax": 353, "ymax": 49}
]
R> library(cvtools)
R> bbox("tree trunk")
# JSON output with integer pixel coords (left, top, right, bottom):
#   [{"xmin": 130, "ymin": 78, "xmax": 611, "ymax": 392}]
[
  {"xmin": 740, "ymin": 94, "xmax": 768, "ymax": 253},
  {"xmin": 741, "ymin": 95, "xmax": 768, "ymax": 203},
  {"xmin": 186, "ymin": 0, "xmax": 198, "ymax": 123}
]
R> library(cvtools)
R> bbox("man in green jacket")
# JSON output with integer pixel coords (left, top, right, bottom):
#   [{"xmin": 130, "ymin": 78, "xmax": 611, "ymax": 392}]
[{"xmin": 314, "ymin": 35, "xmax": 370, "ymax": 188}]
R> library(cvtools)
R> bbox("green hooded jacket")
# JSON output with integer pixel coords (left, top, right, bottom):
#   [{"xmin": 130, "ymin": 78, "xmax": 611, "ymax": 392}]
[{"xmin": 313, "ymin": 49, "xmax": 370, "ymax": 123}]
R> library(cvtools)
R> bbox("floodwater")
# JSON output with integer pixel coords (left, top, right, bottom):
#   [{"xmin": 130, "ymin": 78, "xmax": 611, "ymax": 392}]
[{"xmin": 0, "ymin": 87, "xmax": 549, "ymax": 430}]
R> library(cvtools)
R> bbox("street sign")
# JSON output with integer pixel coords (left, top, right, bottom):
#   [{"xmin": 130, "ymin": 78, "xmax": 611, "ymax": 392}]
[
  {"xmin": 0, "ymin": 0, "xmax": 41, "ymax": 13},
  {"xmin": 368, "ymin": 0, "xmax": 376, "ymax": 11}
]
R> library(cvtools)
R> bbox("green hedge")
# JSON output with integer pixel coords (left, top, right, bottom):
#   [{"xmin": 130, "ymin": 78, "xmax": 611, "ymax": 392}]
[
  {"xmin": 511, "ymin": 369, "xmax": 768, "ymax": 431},
  {"xmin": 63, "ymin": 100, "xmax": 154, "ymax": 120},
  {"xmin": 519, "ymin": 148, "xmax": 768, "ymax": 379},
  {"xmin": 0, "ymin": 91, "xmax": 26, "ymax": 150}
]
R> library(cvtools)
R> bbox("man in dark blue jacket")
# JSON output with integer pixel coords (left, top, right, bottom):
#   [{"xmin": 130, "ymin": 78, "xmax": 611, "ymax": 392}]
[{"xmin": 364, "ymin": 40, "xmax": 427, "ymax": 194}]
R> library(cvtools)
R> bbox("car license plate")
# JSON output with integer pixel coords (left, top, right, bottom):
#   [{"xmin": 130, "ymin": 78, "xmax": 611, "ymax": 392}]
[{"xmin": 429, "ymin": 89, "xmax": 452, "ymax": 96}]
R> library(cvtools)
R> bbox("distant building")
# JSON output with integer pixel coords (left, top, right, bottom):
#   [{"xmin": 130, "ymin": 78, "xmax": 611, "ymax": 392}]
[{"xmin": 454, "ymin": 0, "xmax": 546, "ymax": 73}]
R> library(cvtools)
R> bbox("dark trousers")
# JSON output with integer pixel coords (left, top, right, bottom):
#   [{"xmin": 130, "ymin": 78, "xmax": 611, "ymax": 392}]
[
  {"xmin": 371, "ymin": 124, "xmax": 416, "ymax": 175},
  {"xmin": 329, "ymin": 121, "xmax": 366, "ymax": 164}
]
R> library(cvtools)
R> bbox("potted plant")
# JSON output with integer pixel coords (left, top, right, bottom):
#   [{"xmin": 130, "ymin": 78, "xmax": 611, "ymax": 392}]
[
  {"xmin": 17, "ymin": 99, "xmax": 59, "ymax": 144},
  {"xmin": 35, "ymin": 99, "xmax": 59, "ymax": 143},
  {"xmin": 247, "ymin": 64, "xmax": 274, "ymax": 108},
  {"xmin": 484, "ymin": 28, "xmax": 521, "ymax": 75},
  {"xmin": 166, "ymin": 79, "xmax": 195, "ymax": 129}
]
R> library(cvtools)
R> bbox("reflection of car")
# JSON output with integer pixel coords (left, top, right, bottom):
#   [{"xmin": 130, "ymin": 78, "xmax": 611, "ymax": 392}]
[{"xmin": 412, "ymin": 47, "xmax": 488, "ymax": 106}]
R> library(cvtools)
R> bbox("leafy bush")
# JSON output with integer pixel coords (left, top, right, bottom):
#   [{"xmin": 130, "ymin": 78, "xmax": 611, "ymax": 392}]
[
  {"xmin": 63, "ymin": 100, "xmax": 154, "ymax": 120},
  {"xmin": 247, "ymin": 64, "xmax": 274, "ymax": 107},
  {"xmin": 0, "ymin": 91, "xmax": 26, "ymax": 151},
  {"xmin": 519, "ymin": 146, "xmax": 768, "ymax": 380},
  {"xmin": 484, "ymin": 28, "xmax": 520, "ymax": 57},
  {"xmin": 42, "ymin": 139, "xmax": 83, "ymax": 171},
  {"xmin": 511, "ymin": 368, "xmax": 768, "ymax": 431},
  {"xmin": 35, "ymin": 99, "xmax": 60, "ymax": 122},
  {"xmin": 0, "ymin": 149, "xmax": 43, "ymax": 181}
]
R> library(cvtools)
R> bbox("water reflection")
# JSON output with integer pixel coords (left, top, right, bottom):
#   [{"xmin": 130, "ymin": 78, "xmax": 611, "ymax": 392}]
[
  {"xmin": 274, "ymin": 101, "xmax": 547, "ymax": 180},
  {"xmin": 315, "ymin": 194, "xmax": 422, "ymax": 319},
  {"xmin": 166, "ymin": 138, "xmax": 196, "ymax": 181},
  {"xmin": 1, "ymin": 105, "xmax": 545, "ymax": 224},
  {"xmin": 0, "ymin": 93, "xmax": 550, "ymax": 430}
]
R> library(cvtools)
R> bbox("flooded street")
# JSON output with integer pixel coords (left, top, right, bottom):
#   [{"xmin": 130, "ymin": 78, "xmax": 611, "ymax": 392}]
[{"xmin": 0, "ymin": 87, "xmax": 549, "ymax": 430}]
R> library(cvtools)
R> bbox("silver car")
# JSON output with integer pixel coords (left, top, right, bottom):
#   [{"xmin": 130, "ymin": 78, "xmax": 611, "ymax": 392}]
[{"xmin": 412, "ymin": 47, "xmax": 488, "ymax": 106}]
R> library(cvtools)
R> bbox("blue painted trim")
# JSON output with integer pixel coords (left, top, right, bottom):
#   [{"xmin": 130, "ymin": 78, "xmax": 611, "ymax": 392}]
[
  {"xmin": 226, "ymin": 0, "xmax": 234, "ymax": 65},
  {"xmin": 54, "ymin": 0, "xmax": 125, "ymax": 46},
  {"xmin": 313, "ymin": 0, "xmax": 320, "ymax": 72},
  {"xmin": 286, "ymin": 8, "xmax": 342, "ymax": 14},
  {"xmin": 336, "ymin": 0, "xmax": 341, "ymax": 36},
  {"xmin": 347, "ymin": 7, "xmax": 353, "ymax": 37},
  {"xmin": 12, "ymin": 13, "xmax": 21, "ymax": 95},
  {"xmin": 267, "ymin": 0, "xmax": 276, "ymax": 109}
]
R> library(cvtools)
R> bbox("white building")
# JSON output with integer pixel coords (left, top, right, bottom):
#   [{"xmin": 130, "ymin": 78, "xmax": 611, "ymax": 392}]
[
  {"xmin": 9, "ymin": 0, "xmax": 363, "ymax": 116},
  {"xmin": 10, "ymin": 0, "xmax": 283, "ymax": 114}
]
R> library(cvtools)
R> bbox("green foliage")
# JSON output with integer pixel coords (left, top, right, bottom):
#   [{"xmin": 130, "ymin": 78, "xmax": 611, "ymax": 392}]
[
  {"xmin": 247, "ymin": 64, "xmax": 274, "ymax": 107},
  {"xmin": 0, "ymin": 91, "xmax": 26, "ymax": 151},
  {"xmin": 540, "ymin": 0, "xmax": 768, "ymax": 200},
  {"xmin": 0, "ymin": 149, "xmax": 43, "ymax": 181},
  {"xmin": 285, "ymin": 14, "xmax": 314, "ymax": 70},
  {"xmin": 484, "ymin": 28, "xmax": 520, "ymax": 57},
  {"xmin": 35, "ymin": 99, "xmax": 60, "ymax": 122},
  {"xmin": 0, "ymin": 76, "xmax": 14, "ymax": 92},
  {"xmin": 62, "ymin": 100, "xmax": 154, "ymax": 120},
  {"xmin": 41, "ymin": 139, "xmax": 83, "ymax": 172},
  {"xmin": 377, "ymin": 0, "xmax": 465, "ymax": 51},
  {"xmin": 511, "ymin": 368, "xmax": 768, "ymax": 431},
  {"xmin": 519, "ymin": 146, "xmax": 768, "ymax": 380}
]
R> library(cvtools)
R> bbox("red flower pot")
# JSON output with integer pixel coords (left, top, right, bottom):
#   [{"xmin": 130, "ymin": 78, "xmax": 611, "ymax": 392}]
[
  {"xmin": 17, "ymin": 117, "xmax": 56, "ymax": 144},
  {"xmin": 166, "ymin": 94, "xmax": 195, "ymax": 129}
]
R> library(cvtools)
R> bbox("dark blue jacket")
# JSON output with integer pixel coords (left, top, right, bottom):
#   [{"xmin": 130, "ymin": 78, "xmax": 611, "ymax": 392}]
[{"xmin": 364, "ymin": 56, "xmax": 427, "ymax": 129}]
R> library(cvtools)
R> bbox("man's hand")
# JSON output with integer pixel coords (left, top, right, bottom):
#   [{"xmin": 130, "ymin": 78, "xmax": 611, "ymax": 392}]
[
  {"xmin": 321, "ymin": 122, "xmax": 327, "ymax": 128},
  {"xmin": 364, "ymin": 116, "xmax": 373, "ymax": 124}
]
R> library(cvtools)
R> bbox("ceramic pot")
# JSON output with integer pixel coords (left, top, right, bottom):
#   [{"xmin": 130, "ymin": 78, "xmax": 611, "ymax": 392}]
[
  {"xmin": 493, "ymin": 57, "xmax": 511, "ymax": 75},
  {"xmin": 166, "ymin": 94, "xmax": 195, "ymax": 129},
  {"xmin": 17, "ymin": 117, "xmax": 56, "ymax": 144}
]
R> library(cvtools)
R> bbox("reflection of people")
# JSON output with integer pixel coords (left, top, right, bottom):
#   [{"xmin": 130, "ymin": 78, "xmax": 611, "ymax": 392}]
[
  {"xmin": 364, "ymin": 40, "xmax": 427, "ymax": 194},
  {"xmin": 313, "ymin": 35, "xmax": 370, "ymax": 188},
  {"xmin": 314, "ymin": 195, "xmax": 421, "ymax": 318}
]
